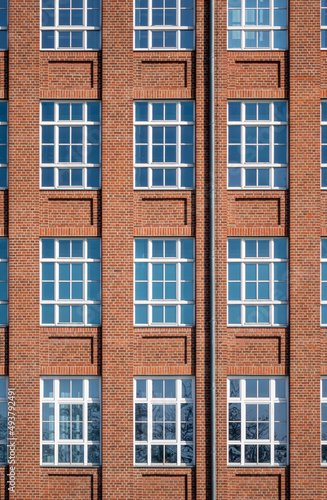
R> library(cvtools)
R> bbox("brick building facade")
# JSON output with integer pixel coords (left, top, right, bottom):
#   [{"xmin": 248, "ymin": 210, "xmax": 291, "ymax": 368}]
[{"xmin": 0, "ymin": 0, "xmax": 324, "ymax": 499}]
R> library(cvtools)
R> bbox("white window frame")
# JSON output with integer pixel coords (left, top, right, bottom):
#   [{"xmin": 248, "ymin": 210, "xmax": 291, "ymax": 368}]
[
  {"xmin": 227, "ymin": 100, "xmax": 288, "ymax": 190},
  {"xmin": 40, "ymin": 0, "xmax": 102, "ymax": 51},
  {"xmin": 227, "ymin": 377, "xmax": 289, "ymax": 467},
  {"xmin": 40, "ymin": 377, "xmax": 101, "ymax": 466},
  {"xmin": 134, "ymin": 238, "xmax": 195, "ymax": 327},
  {"xmin": 40, "ymin": 101, "xmax": 101, "ymax": 190},
  {"xmin": 321, "ymin": 238, "xmax": 327, "ymax": 326},
  {"xmin": 134, "ymin": 377, "xmax": 195, "ymax": 467},
  {"xmin": 0, "ymin": 238, "xmax": 8, "ymax": 326},
  {"xmin": 321, "ymin": 377, "xmax": 327, "ymax": 465},
  {"xmin": 134, "ymin": 100, "xmax": 195, "ymax": 190},
  {"xmin": 133, "ymin": 0, "xmax": 195, "ymax": 51},
  {"xmin": 227, "ymin": 0, "xmax": 288, "ymax": 51},
  {"xmin": 40, "ymin": 238, "xmax": 101, "ymax": 326},
  {"xmin": 227, "ymin": 238, "xmax": 288, "ymax": 327}
]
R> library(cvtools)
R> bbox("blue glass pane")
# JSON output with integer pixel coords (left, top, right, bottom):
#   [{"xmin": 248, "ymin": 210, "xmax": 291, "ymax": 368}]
[
  {"xmin": 72, "ymin": 31, "xmax": 83, "ymax": 47},
  {"xmin": 72, "ymin": 103, "xmax": 83, "ymax": 121},
  {"xmin": 165, "ymin": 305, "xmax": 176, "ymax": 323},
  {"xmin": 228, "ymin": 9, "xmax": 241, "ymax": 26},
  {"xmin": 323, "ymin": 240, "xmax": 327, "ymax": 260},
  {"xmin": 42, "ymin": 239, "xmax": 54, "ymax": 258},
  {"xmin": 229, "ymin": 282, "xmax": 240, "ymax": 300},
  {"xmin": 258, "ymin": 145, "xmax": 269, "ymax": 162},
  {"xmin": 274, "ymin": 102, "xmax": 287, "ymax": 122},
  {"xmin": 229, "ymin": 145, "xmax": 241, "ymax": 163},
  {"xmin": 258, "ymin": 103, "xmax": 269, "ymax": 120},
  {"xmin": 0, "ymin": 145, "xmax": 7, "ymax": 164},
  {"xmin": 181, "ymin": 102, "xmax": 193, "ymax": 122},
  {"xmin": 323, "ymin": 103, "xmax": 327, "ymax": 122},
  {"xmin": 42, "ymin": 262, "xmax": 54, "ymax": 280},
  {"xmin": 246, "ymin": 127, "xmax": 256, "ymax": 144},
  {"xmin": 165, "ymin": 282, "xmax": 176, "ymax": 299},
  {"xmin": 42, "ymin": 282, "xmax": 54, "ymax": 301},
  {"xmin": 88, "ymin": 262, "xmax": 100, "ymax": 281},
  {"xmin": 258, "ymin": 241, "xmax": 269, "ymax": 257},
  {"xmin": 228, "ymin": 262, "xmax": 240, "ymax": 280},
  {"xmin": 42, "ymin": 9, "xmax": 54, "ymax": 26},
  {"xmin": 258, "ymin": 306, "xmax": 269, "ymax": 323},
  {"xmin": 228, "ymin": 102, "xmax": 241, "ymax": 122},
  {"xmin": 0, "ymin": 167, "xmax": 6, "ymax": 188},
  {"xmin": 152, "ymin": 103, "xmax": 164, "ymax": 120},
  {"xmin": 180, "ymin": 30, "xmax": 193, "ymax": 49},
  {"xmin": 135, "ymin": 239, "xmax": 148, "ymax": 258},
  {"xmin": 274, "ymin": 238, "xmax": 287, "ymax": 259},
  {"xmin": 41, "ymin": 167, "xmax": 54, "ymax": 188},
  {"xmin": 152, "ymin": 31, "xmax": 164, "ymax": 47},
  {"xmin": 152, "ymin": 169, "xmax": 163, "ymax": 186},
  {"xmin": 135, "ymin": 9, "xmax": 148, "ymax": 26},
  {"xmin": 274, "ymin": 282, "xmax": 287, "ymax": 300},
  {"xmin": 72, "ymin": 281, "xmax": 83, "ymax": 299},
  {"xmin": 228, "ymin": 167, "xmax": 241, "ymax": 187},
  {"xmin": 135, "ymin": 168, "xmax": 147, "ymax": 187},
  {"xmin": 274, "ymin": 145, "xmax": 286, "ymax": 163},
  {"xmin": 181, "ymin": 144, "xmax": 193, "ymax": 163},
  {"xmin": 87, "ymin": 30, "xmax": 101, "ymax": 49},
  {"xmin": 59, "ymin": 282, "xmax": 70, "ymax": 300},
  {"xmin": 136, "ymin": 145, "xmax": 148, "ymax": 164},
  {"xmin": 181, "ymin": 282, "xmax": 193, "ymax": 300},
  {"xmin": 245, "ymin": 282, "xmax": 256, "ymax": 299},
  {"xmin": 181, "ymin": 304, "xmax": 193, "ymax": 324},
  {"xmin": 152, "ymin": 282, "xmax": 163, "ymax": 299},
  {"xmin": 245, "ymin": 169, "xmax": 256, "ymax": 186},
  {"xmin": 135, "ymin": 262, "xmax": 147, "ymax": 281},
  {"xmin": 153, "ymin": 263, "xmax": 163, "ymax": 280},
  {"xmin": 258, "ymin": 282, "xmax": 269, "ymax": 299},
  {"xmin": 228, "ymin": 239, "xmax": 241, "ymax": 258},
  {"xmin": 152, "ymin": 306, "xmax": 163, "ymax": 323},
  {"xmin": 59, "ymin": 240, "xmax": 70, "ymax": 257},
  {"xmin": 322, "ymin": 262, "xmax": 327, "ymax": 281},
  {"xmin": 153, "ymin": 145, "xmax": 163, "ymax": 162},
  {"xmin": 165, "ymin": 240, "xmax": 176, "ymax": 257},
  {"xmin": 228, "ymin": 304, "xmax": 241, "ymax": 324},
  {"xmin": 181, "ymin": 239, "xmax": 193, "ymax": 258},
  {"xmin": 59, "ymin": 31, "xmax": 70, "ymax": 48},
  {"xmin": 42, "ymin": 145, "xmax": 54, "ymax": 164},
  {"xmin": 87, "ymin": 304, "xmax": 100, "ymax": 324},
  {"xmin": 181, "ymin": 167, "xmax": 193, "ymax": 187},
  {"xmin": 181, "ymin": 262, "xmax": 193, "ymax": 281},
  {"xmin": 274, "ymin": 262, "xmax": 287, "ymax": 281},
  {"xmin": 229, "ymin": 125, "xmax": 241, "ymax": 143},
  {"xmin": 87, "ymin": 102, "xmax": 100, "ymax": 122},
  {"xmin": 135, "ymin": 30, "xmax": 148, "ymax": 48},
  {"xmin": 88, "ymin": 239, "xmax": 100, "ymax": 259},
  {"xmin": 58, "ymin": 169, "xmax": 69, "ymax": 186},
  {"xmin": 245, "ymin": 306, "xmax": 256, "ymax": 323},
  {"xmin": 165, "ymin": 263, "xmax": 176, "ymax": 280},
  {"xmin": 245, "ymin": 240, "xmax": 256, "ymax": 257},
  {"xmin": 228, "ymin": 30, "xmax": 241, "ymax": 48},
  {"xmin": 0, "ymin": 239, "xmax": 6, "ymax": 259},
  {"xmin": 152, "ymin": 240, "xmax": 164, "ymax": 257},
  {"xmin": 274, "ymin": 304, "xmax": 287, "ymax": 325},
  {"xmin": 135, "ymin": 304, "xmax": 147, "ymax": 324},
  {"xmin": 42, "ymin": 31, "xmax": 55, "ymax": 49},
  {"xmin": 274, "ymin": 167, "xmax": 287, "ymax": 188},
  {"xmin": 72, "ymin": 306, "xmax": 83, "ymax": 323},
  {"xmin": 322, "ymin": 305, "xmax": 327, "ymax": 325},
  {"xmin": 42, "ymin": 304, "xmax": 54, "ymax": 324}
]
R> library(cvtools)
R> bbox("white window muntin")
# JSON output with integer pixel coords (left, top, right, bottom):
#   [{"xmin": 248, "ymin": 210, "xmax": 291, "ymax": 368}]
[
  {"xmin": 227, "ymin": 0, "xmax": 288, "ymax": 51},
  {"xmin": 227, "ymin": 238, "xmax": 288, "ymax": 327},
  {"xmin": 0, "ymin": 238, "xmax": 8, "ymax": 326},
  {"xmin": 40, "ymin": 238, "xmax": 101, "ymax": 326},
  {"xmin": 40, "ymin": 0, "xmax": 101, "ymax": 51},
  {"xmin": 40, "ymin": 101, "xmax": 101, "ymax": 190},
  {"xmin": 134, "ymin": 377, "xmax": 195, "ymax": 466},
  {"xmin": 227, "ymin": 377, "xmax": 288, "ymax": 467},
  {"xmin": 134, "ymin": 238, "xmax": 195, "ymax": 326},
  {"xmin": 133, "ymin": 0, "xmax": 195, "ymax": 51},
  {"xmin": 227, "ymin": 100, "xmax": 288, "ymax": 190},
  {"xmin": 134, "ymin": 100, "xmax": 195, "ymax": 190},
  {"xmin": 40, "ymin": 377, "xmax": 101, "ymax": 466}
]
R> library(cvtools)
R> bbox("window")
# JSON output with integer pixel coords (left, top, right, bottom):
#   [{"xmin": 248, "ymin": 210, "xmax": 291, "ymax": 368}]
[
  {"xmin": 228, "ymin": 377, "xmax": 288, "ymax": 466},
  {"xmin": 41, "ymin": 0, "xmax": 101, "ymax": 50},
  {"xmin": 40, "ymin": 238, "xmax": 101, "ymax": 326},
  {"xmin": 134, "ymin": 377, "xmax": 195, "ymax": 466},
  {"xmin": 134, "ymin": 238, "xmax": 195, "ymax": 326},
  {"xmin": 134, "ymin": 101, "xmax": 195, "ymax": 190},
  {"xmin": 228, "ymin": 0, "xmax": 288, "ymax": 50},
  {"xmin": 322, "ymin": 0, "xmax": 327, "ymax": 49},
  {"xmin": 0, "ymin": 1, "xmax": 7, "ymax": 51},
  {"xmin": 134, "ymin": 0, "xmax": 194, "ymax": 50},
  {"xmin": 321, "ymin": 103, "xmax": 327, "ymax": 188},
  {"xmin": 228, "ymin": 238, "xmax": 288, "ymax": 326},
  {"xmin": 228, "ymin": 101, "xmax": 288, "ymax": 190},
  {"xmin": 0, "ymin": 239, "xmax": 7, "ymax": 326},
  {"xmin": 41, "ymin": 377, "xmax": 101, "ymax": 466},
  {"xmin": 0, "ymin": 378, "xmax": 8, "ymax": 465},
  {"xmin": 0, "ymin": 102, "xmax": 8, "ymax": 190},
  {"xmin": 321, "ymin": 239, "xmax": 327, "ymax": 325},
  {"xmin": 321, "ymin": 378, "xmax": 327, "ymax": 464},
  {"xmin": 40, "ymin": 101, "xmax": 101, "ymax": 190}
]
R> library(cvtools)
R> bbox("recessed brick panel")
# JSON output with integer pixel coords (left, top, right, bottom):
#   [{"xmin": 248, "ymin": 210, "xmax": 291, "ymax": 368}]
[
  {"xmin": 136, "ymin": 475, "xmax": 187, "ymax": 500},
  {"xmin": 141, "ymin": 336, "xmax": 187, "ymax": 365},
  {"xmin": 48, "ymin": 474, "xmax": 93, "ymax": 500}
]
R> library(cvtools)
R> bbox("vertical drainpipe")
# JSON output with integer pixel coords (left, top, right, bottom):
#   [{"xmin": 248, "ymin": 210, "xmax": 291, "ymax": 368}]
[{"xmin": 209, "ymin": 0, "xmax": 216, "ymax": 495}]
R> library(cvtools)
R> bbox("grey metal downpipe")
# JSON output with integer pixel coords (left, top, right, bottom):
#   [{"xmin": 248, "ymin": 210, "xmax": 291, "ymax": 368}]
[{"xmin": 209, "ymin": 0, "xmax": 216, "ymax": 495}]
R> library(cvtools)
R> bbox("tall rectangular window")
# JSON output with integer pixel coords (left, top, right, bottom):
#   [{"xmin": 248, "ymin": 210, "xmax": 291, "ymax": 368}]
[
  {"xmin": 0, "ymin": 1, "xmax": 7, "ymax": 51},
  {"xmin": 228, "ymin": 0, "xmax": 288, "ymax": 50},
  {"xmin": 322, "ymin": 0, "xmax": 327, "ymax": 48},
  {"xmin": 0, "ymin": 239, "xmax": 7, "ymax": 326},
  {"xmin": 228, "ymin": 238, "xmax": 288, "ymax": 326},
  {"xmin": 134, "ymin": 238, "xmax": 195, "ymax": 326},
  {"xmin": 321, "ymin": 102, "xmax": 327, "ymax": 188},
  {"xmin": 134, "ymin": 377, "xmax": 195, "ymax": 466},
  {"xmin": 0, "ymin": 102, "xmax": 8, "ymax": 190},
  {"xmin": 40, "ymin": 238, "xmax": 101, "ymax": 326},
  {"xmin": 228, "ymin": 377, "xmax": 288, "ymax": 466},
  {"xmin": 228, "ymin": 101, "xmax": 288, "ymax": 190},
  {"xmin": 134, "ymin": 101, "xmax": 195, "ymax": 190},
  {"xmin": 40, "ymin": 101, "xmax": 101, "ymax": 190},
  {"xmin": 41, "ymin": 377, "xmax": 101, "ymax": 466},
  {"xmin": 134, "ymin": 0, "xmax": 195, "ymax": 50},
  {"xmin": 321, "ymin": 239, "xmax": 327, "ymax": 325},
  {"xmin": 41, "ymin": 0, "xmax": 101, "ymax": 50},
  {"xmin": 321, "ymin": 378, "xmax": 327, "ymax": 464}
]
